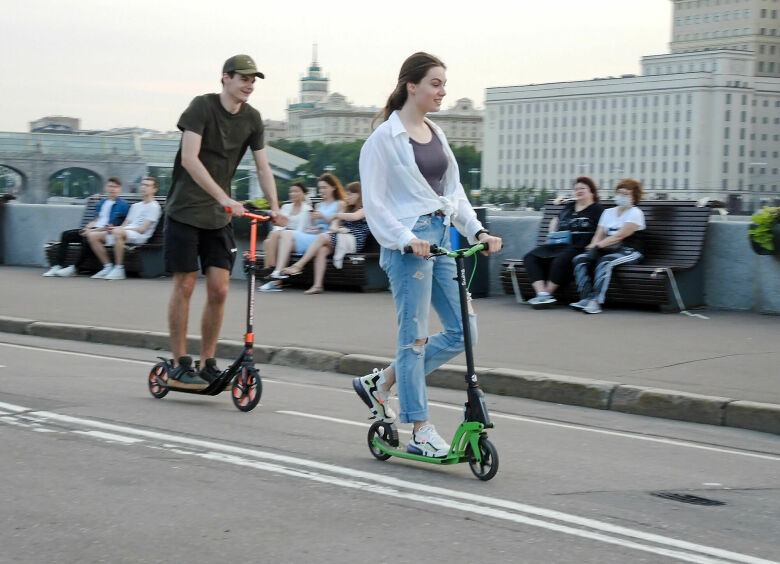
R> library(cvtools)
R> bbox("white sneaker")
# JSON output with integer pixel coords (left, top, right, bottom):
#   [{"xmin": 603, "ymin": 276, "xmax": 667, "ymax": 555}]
[
  {"xmin": 91, "ymin": 264, "xmax": 114, "ymax": 279},
  {"xmin": 54, "ymin": 265, "xmax": 77, "ymax": 277},
  {"xmin": 258, "ymin": 281, "xmax": 282, "ymax": 292},
  {"xmin": 407, "ymin": 424, "xmax": 450, "ymax": 458},
  {"xmin": 270, "ymin": 270, "xmax": 289, "ymax": 280},
  {"xmin": 569, "ymin": 298, "xmax": 591, "ymax": 310},
  {"xmin": 353, "ymin": 368, "xmax": 396, "ymax": 422},
  {"xmin": 528, "ymin": 293, "xmax": 557, "ymax": 309},
  {"xmin": 583, "ymin": 300, "xmax": 603, "ymax": 314},
  {"xmin": 43, "ymin": 265, "xmax": 62, "ymax": 277},
  {"xmin": 104, "ymin": 265, "xmax": 126, "ymax": 280}
]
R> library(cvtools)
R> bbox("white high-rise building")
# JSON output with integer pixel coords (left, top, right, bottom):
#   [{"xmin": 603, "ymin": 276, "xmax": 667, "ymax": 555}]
[
  {"xmin": 670, "ymin": 0, "xmax": 780, "ymax": 77},
  {"xmin": 483, "ymin": 0, "xmax": 780, "ymax": 212}
]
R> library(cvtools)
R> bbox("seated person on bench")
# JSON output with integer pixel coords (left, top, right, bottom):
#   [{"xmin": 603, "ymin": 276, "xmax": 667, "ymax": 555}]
[
  {"xmin": 86, "ymin": 176, "xmax": 162, "ymax": 280},
  {"xmin": 43, "ymin": 177, "xmax": 130, "ymax": 277},
  {"xmin": 571, "ymin": 179, "xmax": 646, "ymax": 315},
  {"xmin": 259, "ymin": 181, "xmax": 311, "ymax": 278},
  {"xmin": 281, "ymin": 181, "xmax": 369, "ymax": 295},
  {"xmin": 523, "ymin": 176, "xmax": 604, "ymax": 309}
]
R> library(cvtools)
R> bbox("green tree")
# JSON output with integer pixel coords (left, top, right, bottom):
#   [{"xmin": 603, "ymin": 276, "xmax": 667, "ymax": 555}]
[{"xmin": 449, "ymin": 145, "xmax": 481, "ymax": 189}]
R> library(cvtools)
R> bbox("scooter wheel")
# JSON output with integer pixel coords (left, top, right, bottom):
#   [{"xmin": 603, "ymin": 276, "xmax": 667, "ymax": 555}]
[
  {"xmin": 466, "ymin": 436, "xmax": 499, "ymax": 481},
  {"xmin": 367, "ymin": 421, "xmax": 398, "ymax": 461},
  {"xmin": 148, "ymin": 361, "xmax": 169, "ymax": 399},
  {"xmin": 232, "ymin": 367, "xmax": 262, "ymax": 412}
]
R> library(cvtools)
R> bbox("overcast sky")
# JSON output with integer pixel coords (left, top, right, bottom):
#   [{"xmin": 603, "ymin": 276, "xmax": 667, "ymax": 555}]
[{"xmin": 1, "ymin": 0, "xmax": 672, "ymax": 133}]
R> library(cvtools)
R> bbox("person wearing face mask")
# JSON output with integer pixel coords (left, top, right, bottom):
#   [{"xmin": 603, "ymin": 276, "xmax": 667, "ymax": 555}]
[{"xmin": 570, "ymin": 179, "xmax": 646, "ymax": 314}]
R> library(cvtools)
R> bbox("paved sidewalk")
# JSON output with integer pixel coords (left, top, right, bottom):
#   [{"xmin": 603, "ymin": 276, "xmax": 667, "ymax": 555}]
[{"xmin": 1, "ymin": 266, "xmax": 778, "ymax": 433}]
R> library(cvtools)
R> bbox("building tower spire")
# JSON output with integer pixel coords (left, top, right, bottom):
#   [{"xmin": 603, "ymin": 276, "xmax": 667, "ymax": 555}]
[{"xmin": 312, "ymin": 43, "xmax": 318, "ymax": 64}]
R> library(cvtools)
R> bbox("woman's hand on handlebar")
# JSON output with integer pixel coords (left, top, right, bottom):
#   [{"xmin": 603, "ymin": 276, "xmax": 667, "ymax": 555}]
[
  {"xmin": 477, "ymin": 233, "xmax": 503, "ymax": 255},
  {"xmin": 407, "ymin": 238, "xmax": 432, "ymax": 258}
]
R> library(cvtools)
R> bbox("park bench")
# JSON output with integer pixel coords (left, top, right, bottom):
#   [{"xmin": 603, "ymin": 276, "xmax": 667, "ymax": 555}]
[
  {"xmin": 44, "ymin": 194, "xmax": 167, "ymax": 278},
  {"xmin": 499, "ymin": 200, "xmax": 712, "ymax": 311},
  {"xmin": 244, "ymin": 230, "xmax": 388, "ymax": 292}
]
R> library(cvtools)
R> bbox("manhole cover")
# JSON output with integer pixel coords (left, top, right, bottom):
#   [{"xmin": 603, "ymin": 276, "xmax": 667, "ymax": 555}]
[{"xmin": 651, "ymin": 492, "xmax": 726, "ymax": 506}]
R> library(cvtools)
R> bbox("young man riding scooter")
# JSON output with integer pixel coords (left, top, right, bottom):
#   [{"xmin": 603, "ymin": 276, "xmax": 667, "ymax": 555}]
[{"xmin": 164, "ymin": 54, "xmax": 283, "ymax": 387}]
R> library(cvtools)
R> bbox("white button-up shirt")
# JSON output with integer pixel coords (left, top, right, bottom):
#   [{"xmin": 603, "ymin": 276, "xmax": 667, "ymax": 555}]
[{"xmin": 359, "ymin": 111, "xmax": 483, "ymax": 251}]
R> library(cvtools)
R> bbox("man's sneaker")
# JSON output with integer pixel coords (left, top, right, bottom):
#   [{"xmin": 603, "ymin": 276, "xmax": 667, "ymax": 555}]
[
  {"xmin": 54, "ymin": 265, "xmax": 77, "ymax": 277},
  {"xmin": 353, "ymin": 368, "xmax": 396, "ymax": 422},
  {"xmin": 258, "ymin": 281, "xmax": 282, "ymax": 292},
  {"xmin": 91, "ymin": 264, "xmax": 114, "ymax": 279},
  {"xmin": 269, "ymin": 270, "xmax": 289, "ymax": 280},
  {"xmin": 407, "ymin": 424, "xmax": 450, "ymax": 458},
  {"xmin": 168, "ymin": 356, "xmax": 208, "ymax": 389},
  {"xmin": 199, "ymin": 358, "xmax": 222, "ymax": 383},
  {"xmin": 583, "ymin": 300, "xmax": 603, "ymax": 314},
  {"xmin": 43, "ymin": 265, "xmax": 62, "ymax": 277},
  {"xmin": 528, "ymin": 293, "xmax": 557, "ymax": 309},
  {"xmin": 569, "ymin": 297, "xmax": 591, "ymax": 310},
  {"xmin": 104, "ymin": 265, "xmax": 126, "ymax": 280}
]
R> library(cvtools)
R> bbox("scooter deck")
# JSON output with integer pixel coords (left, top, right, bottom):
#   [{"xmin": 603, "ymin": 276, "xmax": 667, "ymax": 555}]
[{"xmin": 372, "ymin": 421, "xmax": 487, "ymax": 465}]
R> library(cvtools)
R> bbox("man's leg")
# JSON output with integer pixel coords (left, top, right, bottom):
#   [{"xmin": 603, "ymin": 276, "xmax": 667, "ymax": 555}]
[
  {"xmin": 86, "ymin": 230, "xmax": 111, "ymax": 265},
  {"xmin": 56, "ymin": 229, "xmax": 82, "ymax": 266},
  {"xmin": 168, "ymin": 271, "xmax": 198, "ymax": 362},
  {"xmin": 113, "ymin": 227, "xmax": 127, "ymax": 266},
  {"xmin": 200, "ymin": 266, "xmax": 231, "ymax": 360}
]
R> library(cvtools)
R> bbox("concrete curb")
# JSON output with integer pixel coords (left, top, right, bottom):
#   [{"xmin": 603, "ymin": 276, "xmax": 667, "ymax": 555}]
[
  {"xmin": 724, "ymin": 401, "xmax": 780, "ymax": 435},
  {"xmin": 611, "ymin": 385, "xmax": 732, "ymax": 426},
  {"xmin": 1, "ymin": 315, "xmax": 777, "ymax": 436}
]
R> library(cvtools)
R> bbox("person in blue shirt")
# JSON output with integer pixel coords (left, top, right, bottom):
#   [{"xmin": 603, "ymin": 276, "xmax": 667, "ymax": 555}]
[{"xmin": 43, "ymin": 177, "xmax": 130, "ymax": 277}]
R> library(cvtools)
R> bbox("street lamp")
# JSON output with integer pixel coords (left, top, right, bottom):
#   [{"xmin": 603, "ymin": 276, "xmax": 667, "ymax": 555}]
[
  {"xmin": 468, "ymin": 168, "xmax": 481, "ymax": 205},
  {"xmin": 610, "ymin": 166, "xmax": 624, "ymax": 191},
  {"xmin": 749, "ymin": 162, "xmax": 768, "ymax": 212}
]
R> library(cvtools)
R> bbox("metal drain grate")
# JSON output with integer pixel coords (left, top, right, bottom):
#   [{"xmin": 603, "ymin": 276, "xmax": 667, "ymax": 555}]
[{"xmin": 651, "ymin": 491, "xmax": 726, "ymax": 506}]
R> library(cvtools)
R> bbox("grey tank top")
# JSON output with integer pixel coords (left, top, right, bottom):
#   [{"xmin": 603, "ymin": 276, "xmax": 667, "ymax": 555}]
[{"xmin": 409, "ymin": 130, "xmax": 448, "ymax": 196}]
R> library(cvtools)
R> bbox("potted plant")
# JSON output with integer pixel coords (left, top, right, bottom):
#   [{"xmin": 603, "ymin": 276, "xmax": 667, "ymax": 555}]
[{"xmin": 747, "ymin": 206, "xmax": 780, "ymax": 255}]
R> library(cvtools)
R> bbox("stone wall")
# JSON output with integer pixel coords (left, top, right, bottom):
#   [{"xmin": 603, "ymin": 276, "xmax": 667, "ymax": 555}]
[{"xmin": 1, "ymin": 203, "xmax": 778, "ymax": 313}]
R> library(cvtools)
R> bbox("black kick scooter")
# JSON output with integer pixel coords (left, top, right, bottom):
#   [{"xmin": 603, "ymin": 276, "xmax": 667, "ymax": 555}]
[{"xmin": 147, "ymin": 209, "xmax": 270, "ymax": 412}]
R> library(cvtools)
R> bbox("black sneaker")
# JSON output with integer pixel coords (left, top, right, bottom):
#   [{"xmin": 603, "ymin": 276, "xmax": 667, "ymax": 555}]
[
  {"xmin": 199, "ymin": 358, "xmax": 222, "ymax": 383},
  {"xmin": 168, "ymin": 356, "xmax": 208, "ymax": 389}
]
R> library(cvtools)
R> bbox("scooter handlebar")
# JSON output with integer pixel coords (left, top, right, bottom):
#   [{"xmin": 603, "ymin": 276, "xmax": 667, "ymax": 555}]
[
  {"xmin": 403, "ymin": 243, "xmax": 485, "ymax": 258},
  {"xmin": 224, "ymin": 207, "xmax": 271, "ymax": 221}
]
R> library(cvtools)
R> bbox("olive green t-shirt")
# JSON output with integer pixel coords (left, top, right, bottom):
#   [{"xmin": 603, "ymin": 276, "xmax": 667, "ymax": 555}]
[{"xmin": 166, "ymin": 94, "xmax": 265, "ymax": 229}]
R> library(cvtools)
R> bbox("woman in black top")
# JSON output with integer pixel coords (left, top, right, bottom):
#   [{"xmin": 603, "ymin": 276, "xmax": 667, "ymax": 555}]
[{"xmin": 524, "ymin": 177, "xmax": 604, "ymax": 308}]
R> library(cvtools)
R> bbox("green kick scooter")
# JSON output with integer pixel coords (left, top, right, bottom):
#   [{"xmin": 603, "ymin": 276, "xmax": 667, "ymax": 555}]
[{"xmin": 361, "ymin": 242, "xmax": 499, "ymax": 481}]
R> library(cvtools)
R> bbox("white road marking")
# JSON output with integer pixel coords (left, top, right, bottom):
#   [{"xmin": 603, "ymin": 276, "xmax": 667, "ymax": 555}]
[
  {"xmin": 2, "ymin": 342, "xmax": 778, "ymax": 461},
  {"xmin": 0, "ymin": 342, "xmax": 151, "ymax": 365},
  {"xmin": 0, "ymin": 401, "xmax": 774, "ymax": 564},
  {"xmin": 276, "ymin": 410, "xmax": 411, "ymax": 435},
  {"xmin": 72, "ymin": 430, "xmax": 144, "ymax": 444}
]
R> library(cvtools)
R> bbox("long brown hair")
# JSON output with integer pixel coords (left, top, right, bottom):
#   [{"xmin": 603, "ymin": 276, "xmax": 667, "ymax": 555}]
[
  {"xmin": 317, "ymin": 173, "xmax": 346, "ymax": 201},
  {"xmin": 344, "ymin": 182, "xmax": 362, "ymax": 213},
  {"xmin": 372, "ymin": 52, "xmax": 446, "ymax": 128}
]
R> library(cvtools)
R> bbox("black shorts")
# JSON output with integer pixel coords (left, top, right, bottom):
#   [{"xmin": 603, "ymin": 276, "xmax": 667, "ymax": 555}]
[{"xmin": 164, "ymin": 216, "xmax": 236, "ymax": 274}]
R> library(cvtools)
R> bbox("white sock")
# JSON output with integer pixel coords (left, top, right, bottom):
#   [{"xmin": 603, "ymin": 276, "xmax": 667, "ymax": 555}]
[{"xmin": 104, "ymin": 263, "xmax": 113, "ymax": 269}]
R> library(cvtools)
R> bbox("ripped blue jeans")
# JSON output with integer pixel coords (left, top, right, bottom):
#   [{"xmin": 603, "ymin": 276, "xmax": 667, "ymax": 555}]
[{"xmin": 381, "ymin": 215, "xmax": 478, "ymax": 423}]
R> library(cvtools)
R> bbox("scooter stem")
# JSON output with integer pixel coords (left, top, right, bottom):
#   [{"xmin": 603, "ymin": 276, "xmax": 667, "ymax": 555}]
[{"xmin": 454, "ymin": 253, "xmax": 493, "ymax": 428}]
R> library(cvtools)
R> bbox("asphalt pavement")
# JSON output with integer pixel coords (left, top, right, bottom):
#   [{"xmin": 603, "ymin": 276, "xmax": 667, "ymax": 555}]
[
  {"xmin": 1, "ymin": 334, "xmax": 779, "ymax": 563},
  {"xmin": 1, "ymin": 265, "xmax": 778, "ymax": 434}
]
